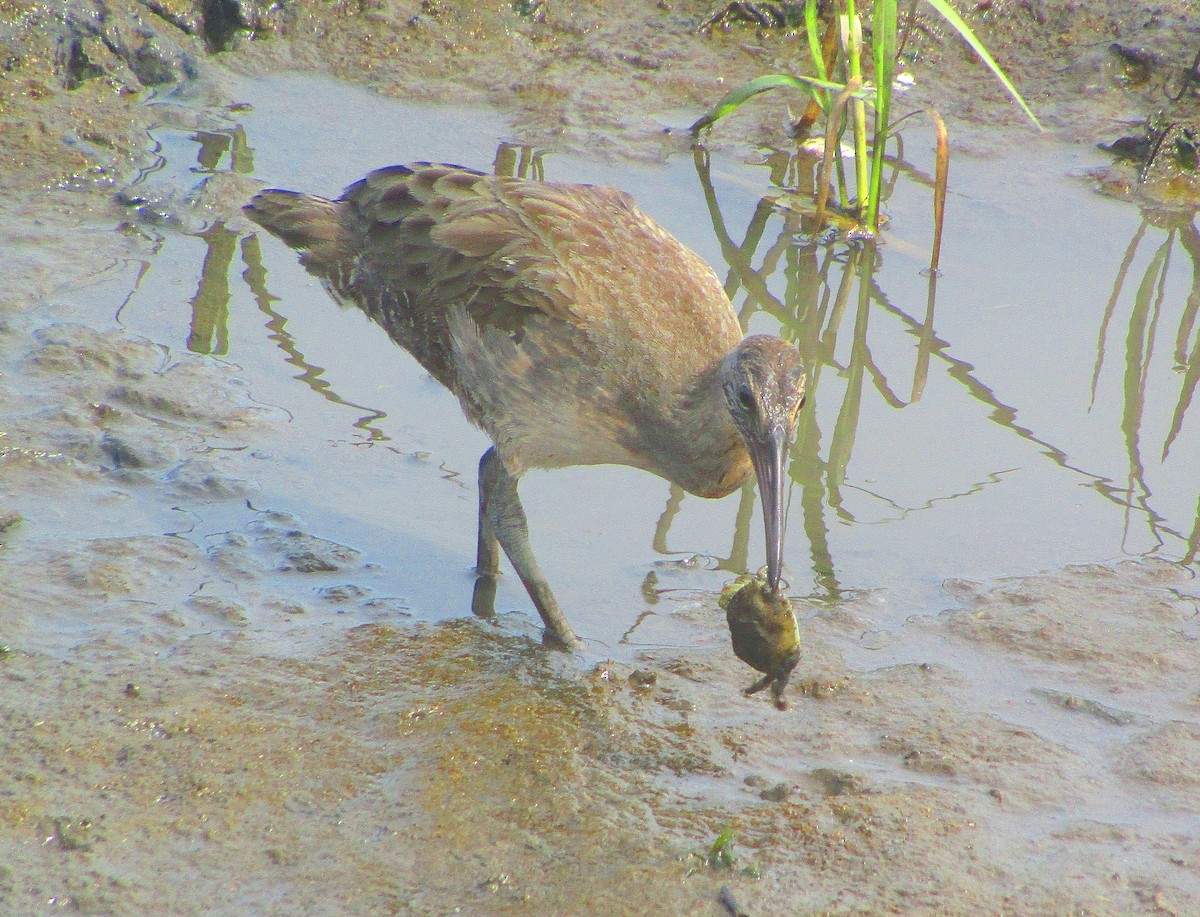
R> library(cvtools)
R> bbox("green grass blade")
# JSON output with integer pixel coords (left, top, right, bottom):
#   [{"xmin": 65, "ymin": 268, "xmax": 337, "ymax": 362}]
[
  {"xmin": 866, "ymin": 0, "xmax": 897, "ymax": 229},
  {"xmin": 923, "ymin": 0, "xmax": 1043, "ymax": 130},
  {"xmin": 843, "ymin": 5, "xmax": 870, "ymax": 217},
  {"xmin": 806, "ymin": 0, "xmax": 828, "ymax": 82},
  {"xmin": 690, "ymin": 73, "xmax": 855, "ymax": 135},
  {"xmin": 804, "ymin": 0, "xmax": 830, "ymax": 116}
]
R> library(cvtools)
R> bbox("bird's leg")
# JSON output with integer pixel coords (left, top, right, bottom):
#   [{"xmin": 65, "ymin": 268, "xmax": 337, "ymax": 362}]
[
  {"xmin": 476, "ymin": 447, "xmax": 582, "ymax": 650},
  {"xmin": 471, "ymin": 450, "xmax": 501, "ymax": 621},
  {"xmin": 475, "ymin": 452, "xmax": 501, "ymax": 576}
]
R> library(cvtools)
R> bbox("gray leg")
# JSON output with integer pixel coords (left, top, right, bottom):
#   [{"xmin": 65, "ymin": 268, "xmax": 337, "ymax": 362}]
[
  {"xmin": 475, "ymin": 450, "xmax": 501, "ymax": 576},
  {"xmin": 476, "ymin": 448, "xmax": 581, "ymax": 650},
  {"xmin": 472, "ymin": 450, "xmax": 501, "ymax": 620}
]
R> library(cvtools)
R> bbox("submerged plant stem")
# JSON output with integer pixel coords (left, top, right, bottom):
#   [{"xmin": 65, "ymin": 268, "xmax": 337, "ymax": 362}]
[
  {"xmin": 929, "ymin": 108, "xmax": 949, "ymax": 273},
  {"xmin": 816, "ymin": 75, "xmax": 862, "ymax": 228}
]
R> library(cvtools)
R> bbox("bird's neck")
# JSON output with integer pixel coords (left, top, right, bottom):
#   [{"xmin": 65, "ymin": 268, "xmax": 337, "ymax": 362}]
[{"xmin": 653, "ymin": 357, "xmax": 752, "ymax": 499}]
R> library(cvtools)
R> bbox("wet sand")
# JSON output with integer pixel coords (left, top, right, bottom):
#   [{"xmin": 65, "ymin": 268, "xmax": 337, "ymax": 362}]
[{"xmin": 2, "ymin": 2, "xmax": 1200, "ymax": 914}]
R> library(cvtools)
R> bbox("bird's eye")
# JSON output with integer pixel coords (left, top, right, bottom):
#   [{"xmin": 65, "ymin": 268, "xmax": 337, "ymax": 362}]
[{"xmin": 737, "ymin": 387, "xmax": 755, "ymax": 411}]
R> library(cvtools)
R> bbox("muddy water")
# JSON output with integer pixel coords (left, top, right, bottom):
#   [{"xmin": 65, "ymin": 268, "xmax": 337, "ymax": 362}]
[{"xmin": 2, "ymin": 69, "xmax": 1200, "ymax": 915}]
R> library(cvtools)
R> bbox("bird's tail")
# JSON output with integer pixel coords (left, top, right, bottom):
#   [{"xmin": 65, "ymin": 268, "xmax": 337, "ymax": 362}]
[{"xmin": 243, "ymin": 190, "xmax": 348, "ymax": 268}]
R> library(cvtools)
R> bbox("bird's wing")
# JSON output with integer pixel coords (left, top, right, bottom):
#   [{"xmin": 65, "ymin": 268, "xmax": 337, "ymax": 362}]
[
  {"xmin": 245, "ymin": 162, "xmax": 739, "ymax": 403},
  {"xmin": 247, "ymin": 162, "xmax": 725, "ymax": 338},
  {"xmin": 244, "ymin": 164, "xmax": 606, "ymax": 389},
  {"xmin": 342, "ymin": 162, "xmax": 635, "ymax": 329}
]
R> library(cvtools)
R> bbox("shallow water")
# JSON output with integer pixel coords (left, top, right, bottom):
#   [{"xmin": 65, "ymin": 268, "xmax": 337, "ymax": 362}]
[{"xmin": 86, "ymin": 72, "xmax": 1200, "ymax": 657}]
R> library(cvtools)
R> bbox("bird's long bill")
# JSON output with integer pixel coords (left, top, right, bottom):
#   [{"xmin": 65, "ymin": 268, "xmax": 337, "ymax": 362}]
[{"xmin": 751, "ymin": 423, "xmax": 790, "ymax": 592}]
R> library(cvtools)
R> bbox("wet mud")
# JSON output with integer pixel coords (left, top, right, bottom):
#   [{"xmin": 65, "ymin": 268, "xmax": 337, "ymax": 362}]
[{"xmin": 3, "ymin": 1, "xmax": 1200, "ymax": 914}]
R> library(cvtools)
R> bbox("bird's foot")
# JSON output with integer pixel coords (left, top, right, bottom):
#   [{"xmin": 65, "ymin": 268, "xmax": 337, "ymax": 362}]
[{"xmin": 541, "ymin": 625, "xmax": 583, "ymax": 652}]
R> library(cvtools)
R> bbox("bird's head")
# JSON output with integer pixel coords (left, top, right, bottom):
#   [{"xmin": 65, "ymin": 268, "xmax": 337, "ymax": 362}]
[{"xmin": 722, "ymin": 335, "xmax": 807, "ymax": 593}]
